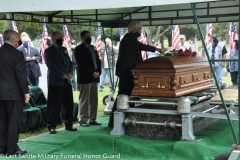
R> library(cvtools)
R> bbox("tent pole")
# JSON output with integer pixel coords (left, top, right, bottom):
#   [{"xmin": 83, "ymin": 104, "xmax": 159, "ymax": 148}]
[
  {"xmin": 102, "ymin": 27, "xmax": 114, "ymax": 91},
  {"xmin": 111, "ymin": 28, "xmax": 115, "ymax": 90},
  {"xmin": 190, "ymin": 3, "xmax": 238, "ymax": 145}
]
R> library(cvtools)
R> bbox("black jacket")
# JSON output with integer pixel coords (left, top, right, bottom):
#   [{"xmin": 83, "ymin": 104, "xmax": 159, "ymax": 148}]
[
  {"xmin": 0, "ymin": 43, "xmax": 29, "ymax": 100},
  {"xmin": 44, "ymin": 45, "xmax": 73, "ymax": 86},
  {"xmin": 74, "ymin": 43, "xmax": 101, "ymax": 84},
  {"xmin": 116, "ymin": 32, "xmax": 156, "ymax": 77}
]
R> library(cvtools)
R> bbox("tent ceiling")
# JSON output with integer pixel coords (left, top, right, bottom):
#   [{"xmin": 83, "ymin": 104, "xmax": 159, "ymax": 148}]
[{"xmin": 0, "ymin": 0, "xmax": 238, "ymax": 27}]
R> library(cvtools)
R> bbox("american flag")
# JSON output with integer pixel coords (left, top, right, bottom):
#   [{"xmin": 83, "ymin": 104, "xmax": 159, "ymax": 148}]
[
  {"xmin": 172, "ymin": 25, "xmax": 180, "ymax": 49},
  {"xmin": 63, "ymin": 24, "xmax": 71, "ymax": 53},
  {"xmin": 228, "ymin": 22, "xmax": 237, "ymax": 50},
  {"xmin": 119, "ymin": 28, "xmax": 124, "ymax": 41},
  {"xmin": 96, "ymin": 27, "xmax": 101, "ymax": 55},
  {"xmin": 205, "ymin": 23, "xmax": 212, "ymax": 46},
  {"xmin": 40, "ymin": 23, "xmax": 48, "ymax": 64},
  {"xmin": 139, "ymin": 27, "xmax": 147, "ymax": 60},
  {"xmin": 12, "ymin": 21, "xmax": 18, "ymax": 32}
]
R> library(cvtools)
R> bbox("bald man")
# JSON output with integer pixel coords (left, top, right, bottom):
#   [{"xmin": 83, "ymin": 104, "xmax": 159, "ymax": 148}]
[{"xmin": 44, "ymin": 31, "xmax": 77, "ymax": 134}]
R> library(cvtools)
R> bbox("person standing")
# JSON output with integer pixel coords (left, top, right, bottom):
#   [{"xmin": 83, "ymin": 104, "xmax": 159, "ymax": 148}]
[
  {"xmin": 44, "ymin": 31, "xmax": 77, "ymax": 134},
  {"xmin": 70, "ymin": 39, "xmax": 77, "ymax": 91},
  {"xmin": 17, "ymin": 36, "xmax": 42, "ymax": 86},
  {"xmin": 0, "ymin": 34, "xmax": 3, "ymax": 47},
  {"xmin": 0, "ymin": 30, "xmax": 30, "ymax": 156},
  {"xmin": 74, "ymin": 30, "xmax": 102, "ymax": 127},
  {"xmin": 108, "ymin": 20, "xmax": 164, "ymax": 127},
  {"xmin": 228, "ymin": 37, "xmax": 239, "ymax": 85},
  {"xmin": 147, "ymin": 38, "xmax": 161, "ymax": 59},
  {"xmin": 99, "ymin": 38, "xmax": 116, "ymax": 92},
  {"xmin": 177, "ymin": 34, "xmax": 192, "ymax": 53},
  {"xmin": 207, "ymin": 34, "xmax": 227, "ymax": 87}
]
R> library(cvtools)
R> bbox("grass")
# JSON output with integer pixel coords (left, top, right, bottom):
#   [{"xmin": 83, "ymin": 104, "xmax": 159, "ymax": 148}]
[
  {"xmin": 223, "ymin": 76, "xmax": 232, "ymax": 85},
  {"xmin": 19, "ymin": 75, "xmax": 232, "ymax": 140},
  {"xmin": 19, "ymin": 87, "xmax": 117, "ymax": 140}
]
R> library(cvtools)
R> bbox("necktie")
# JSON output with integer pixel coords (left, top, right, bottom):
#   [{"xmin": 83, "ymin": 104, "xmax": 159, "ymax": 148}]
[
  {"xmin": 27, "ymin": 49, "xmax": 31, "ymax": 57},
  {"xmin": 88, "ymin": 46, "xmax": 97, "ymax": 70}
]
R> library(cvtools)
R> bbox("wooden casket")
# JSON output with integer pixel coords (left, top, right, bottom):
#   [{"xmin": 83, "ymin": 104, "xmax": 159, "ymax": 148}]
[{"xmin": 131, "ymin": 56, "xmax": 215, "ymax": 97}]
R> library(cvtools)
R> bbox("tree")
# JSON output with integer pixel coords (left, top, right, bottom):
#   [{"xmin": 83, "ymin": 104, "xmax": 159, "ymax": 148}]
[
  {"xmin": 144, "ymin": 26, "xmax": 172, "ymax": 49},
  {"xmin": 0, "ymin": 20, "xmax": 7, "ymax": 34}
]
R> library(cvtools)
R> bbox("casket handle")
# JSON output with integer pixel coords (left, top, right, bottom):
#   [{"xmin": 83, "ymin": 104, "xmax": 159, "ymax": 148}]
[
  {"xmin": 158, "ymin": 82, "xmax": 161, "ymax": 88},
  {"xmin": 146, "ymin": 82, "xmax": 149, "ymax": 88}
]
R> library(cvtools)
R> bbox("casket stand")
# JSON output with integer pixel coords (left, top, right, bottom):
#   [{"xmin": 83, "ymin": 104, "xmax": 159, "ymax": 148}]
[{"xmin": 110, "ymin": 56, "xmax": 238, "ymax": 140}]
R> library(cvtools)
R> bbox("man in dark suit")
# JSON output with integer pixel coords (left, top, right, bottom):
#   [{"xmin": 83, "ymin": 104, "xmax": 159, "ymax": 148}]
[
  {"xmin": 0, "ymin": 30, "xmax": 30, "ymax": 156},
  {"xmin": 44, "ymin": 31, "xmax": 77, "ymax": 134},
  {"xmin": 74, "ymin": 31, "xmax": 102, "ymax": 127},
  {"xmin": 108, "ymin": 20, "xmax": 164, "ymax": 127},
  {"xmin": 17, "ymin": 36, "xmax": 42, "ymax": 86}
]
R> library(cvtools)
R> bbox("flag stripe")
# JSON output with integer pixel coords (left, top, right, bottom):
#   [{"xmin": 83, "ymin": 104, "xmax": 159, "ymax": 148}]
[
  {"xmin": 12, "ymin": 21, "xmax": 18, "ymax": 32},
  {"xmin": 40, "ymin": 23, "xmax": 48, "ymax": 64},
  {"xmin": 205, "ymin": 23, "xmax": 212, "ymax": 46},
  {"xmin": 96, "ymin": 27, "xmax": 101, "ymax": 55},
  {"xmin": 229, "ymin": 22, "xmax": 237, "ymax": 50},
  {"xmin": 172, "ymin": 25, "xmax": 180, "ymax": 49},
  {"xmin": 63, "ymin": 24, "xmax": 71, "ymax": 53}
]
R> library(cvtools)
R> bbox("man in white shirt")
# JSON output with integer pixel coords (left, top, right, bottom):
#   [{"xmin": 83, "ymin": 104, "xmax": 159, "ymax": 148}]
[{"xmin": 177, "ymin": 34, "xmax": 192, "ymax": 54}]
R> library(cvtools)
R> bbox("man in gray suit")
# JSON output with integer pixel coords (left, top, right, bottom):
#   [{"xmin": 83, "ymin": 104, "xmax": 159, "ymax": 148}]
[
  {"xmin": 44, "ymin": 31, "xmax": 77, "ymax": 134},
  {"xmin": 17, "ymin": 36, "xmax": 42, "ymax": 86}
]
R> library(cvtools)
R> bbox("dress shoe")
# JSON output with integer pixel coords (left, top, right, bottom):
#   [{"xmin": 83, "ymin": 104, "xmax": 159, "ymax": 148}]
[
  {"xmin": 79, "ymin": 121, "xmax": 89, "ymax": 127},
  {"xmin": 15, "ymin": 149, "xmax": 27, "ymax": 155},
  {"xmin": 88, "ymin": 121, "xmax": 102, "ymax": 125},
  {"xmin": 8, "ymin": 149, "xmax": 27, "ymax": 156},
  {"xmin": 65, "ymin": 127, "xmax": 77, "ymax": 131},
  {"xmin": 49, "ymin": 128, "xmax": 56, "ymax": 134}
]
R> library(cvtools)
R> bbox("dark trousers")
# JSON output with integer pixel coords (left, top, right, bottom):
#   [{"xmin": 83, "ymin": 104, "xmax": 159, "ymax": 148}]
[
  {"xmin": 0, "ymin": 100, "xmax": 24, "ymax": 155},
  {"xmin": 28, "ymin": 71, "xmax": 38, "ymax": 86},
  {"xmin": 230, "ymin": 71, "xmax": 238, "ymax": 85},
  {"xmin": 108, "ymin": 76, "xmax": 134, "ymax": 125},
  {"xmin": 47, "ymin": 81, "xmax": 74, "ymax": 129}
]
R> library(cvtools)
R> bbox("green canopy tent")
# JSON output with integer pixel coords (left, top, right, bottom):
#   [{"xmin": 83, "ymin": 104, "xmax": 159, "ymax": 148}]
[{"xmin": 0, "ymin": 0, "xmax": 239, "ymax": 159}]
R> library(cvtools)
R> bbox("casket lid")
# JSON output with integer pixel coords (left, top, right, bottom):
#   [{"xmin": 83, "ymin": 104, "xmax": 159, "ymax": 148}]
[{"xmin": 132, "ymin": 56, "xmax": 210, "ymax": 73}]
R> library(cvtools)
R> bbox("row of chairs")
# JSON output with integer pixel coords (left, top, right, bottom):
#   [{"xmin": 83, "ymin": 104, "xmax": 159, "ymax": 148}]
[{"xmin": 21, "ymin": 86, "xmax": 78, "ymax": 133}]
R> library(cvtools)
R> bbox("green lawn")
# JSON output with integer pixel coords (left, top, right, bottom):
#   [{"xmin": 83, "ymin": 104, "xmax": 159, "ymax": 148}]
[
  {"xmin": 223, "ymin": 75, "xmax": 232, "ymax": 85},
  {"xmin": 19, "ymin": 75, "xmax": 232, "ymax": 139},
  {"xmin": 19, "ymin": 88, "xmax": 116, "ymax": 139},
  {"xmin": 72, "ymin": 88, "xmax": 117, "ymax": 118}
]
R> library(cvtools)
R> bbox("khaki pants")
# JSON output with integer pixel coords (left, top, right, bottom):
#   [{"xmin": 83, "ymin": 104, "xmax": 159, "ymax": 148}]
[{"xmin": 78, "ymin": 83, "xmax": 98, "ymax": 123}]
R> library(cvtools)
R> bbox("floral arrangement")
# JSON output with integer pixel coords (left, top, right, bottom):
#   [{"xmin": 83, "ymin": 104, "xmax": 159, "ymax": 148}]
[{"xmin": 165, "ymin": 49, "xmax": 197, "ymax": 57}]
